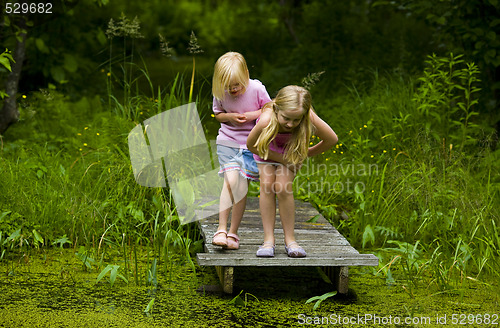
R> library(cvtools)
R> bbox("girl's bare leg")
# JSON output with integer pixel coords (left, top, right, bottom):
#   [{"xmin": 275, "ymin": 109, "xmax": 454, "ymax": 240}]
[
  {"xmin": 228, "ymin": 175, "xmax": 250, "ymax": 236},
  {"xmin": 275, "ymin": 165, "xmax": 297, "ymax": 246},
  {"xmin": 217, "ymin": 170, "xmax": 247, "ymax": 232},
  {"xmin": 217, "ymin": 172, "xmax": 233, "ymax": 232},
  {"xmin": 258, "ymin": 164, "xmax": 277, "ymax": 245}
]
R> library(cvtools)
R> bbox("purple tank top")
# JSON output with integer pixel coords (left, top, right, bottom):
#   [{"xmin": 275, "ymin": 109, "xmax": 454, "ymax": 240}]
[{"xmin": 253, "ymin": 132, "xmax": 292, "ymax": 163}]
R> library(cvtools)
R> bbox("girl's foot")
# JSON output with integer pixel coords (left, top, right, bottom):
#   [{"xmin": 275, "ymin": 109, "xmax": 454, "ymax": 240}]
[
  {"xmin": 224, "ymin": 233, "xmax": 240, "ymax": 250},
  {"xmin": 212, "ymin": 230, "xmax": 227, "ymax": 247},
  {"xmin": 256, "ymin": 242, "xmax": 275, "ymax": 257},
  {"xmin": 285, "ymin": 241, "xmax": 306, "ymax": 258}
]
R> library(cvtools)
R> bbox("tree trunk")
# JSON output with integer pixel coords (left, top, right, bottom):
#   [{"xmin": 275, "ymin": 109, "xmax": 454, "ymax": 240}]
[
  {"xmin": 279, "ymin": 0, "xmax": 301, "ymax": 45},
  {"xmin": 0, "ymin": 17, "xmax": 27, "ymax": 135}
]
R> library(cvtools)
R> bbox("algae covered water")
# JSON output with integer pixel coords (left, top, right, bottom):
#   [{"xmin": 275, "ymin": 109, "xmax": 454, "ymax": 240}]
[{"xmin": 0, "ymin": 250, "xmax": 498, "ymax": 327}]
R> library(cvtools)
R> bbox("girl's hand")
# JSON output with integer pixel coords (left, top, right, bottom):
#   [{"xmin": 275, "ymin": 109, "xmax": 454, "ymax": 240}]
[{"xmin": 228, "ymin": 113, "xmax": 247, "ymax": 125}]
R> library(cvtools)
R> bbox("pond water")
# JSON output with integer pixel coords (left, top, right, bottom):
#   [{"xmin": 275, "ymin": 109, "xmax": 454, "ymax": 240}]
[{"xmin": 0, "ymin": 250, "xmax": 498, "ymax": 327}]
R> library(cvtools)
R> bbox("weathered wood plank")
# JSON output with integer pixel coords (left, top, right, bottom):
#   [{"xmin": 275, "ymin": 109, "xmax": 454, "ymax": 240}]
[
  {"xmin": 204, "ymin": 244, "xmax": 360, "ymax": 254},
  {"xmin": 202, "ymin": 226, "xmax": 345, "ymax": 240},
  {"xmin": 197, "ymin": 253, "xmax": 379, "ymax": 267}
]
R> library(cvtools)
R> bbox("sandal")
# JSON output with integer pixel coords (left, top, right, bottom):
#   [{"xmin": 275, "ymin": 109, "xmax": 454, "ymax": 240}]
[
  {"xmin": 285, "ymin": 241, "xmax": 306, "ymax": 258},
  {"xmin": 256, "ymin": 242, "xmax": 275, "ymax": 257},
  {"xmin": 212, "ymin": 230, "xmax": 227, "ymax": 247},
  {"xmin": 224, "ymin": 233, "xmax": 240, "ymax": 250}
]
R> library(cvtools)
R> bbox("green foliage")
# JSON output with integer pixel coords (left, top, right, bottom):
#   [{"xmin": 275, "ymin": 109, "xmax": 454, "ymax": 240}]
[
  {"xmin": 52, "ymin": 234, "xmax": 72, "ymax": 248},
  {"xmin": 75, "ymin": 246, "xmax": 97, "ymax": 271},
  {"xmin": 0, "ymin": 49, "xmax": 14, "ymax": 99},
  {"xmin": 228, "ymin": 290, "xmax": 260, "ymax": 307},
  {"xmin": 376, "ymin": 0, "xmax": 500, "ymax": 116},
  {"xmin": 413, "ymin": 53, "xmax": 482, "ymax": 150},
  {"xmin": 305, "ymin": 291, "xmax": 337, "ymax": 311},
  {"xmin": 96, "ymin": 264, "xmax": 129, "ymax": 287},
  {"xmin": 0, "ymin": 49, "xmax": 14, "ymax": 73},
  {"xmin": 144, "ymin": 297, "xmax": 155, "ymax": 314}
]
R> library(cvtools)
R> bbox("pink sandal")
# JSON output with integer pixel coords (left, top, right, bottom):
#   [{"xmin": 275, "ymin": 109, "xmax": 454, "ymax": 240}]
[
  {"xmin": 224, "ymin": 233, "xmax": 239, "ymax": 250},
  {"xmin": 212, "ymin": 230, "xmax": 227, "ymax": 247}
]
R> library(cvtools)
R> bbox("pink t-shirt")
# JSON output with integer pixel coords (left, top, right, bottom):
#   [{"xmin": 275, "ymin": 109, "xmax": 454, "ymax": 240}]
[{"xmin": 213, "ymin": 79, "xmax": 271, "ymax": 149}]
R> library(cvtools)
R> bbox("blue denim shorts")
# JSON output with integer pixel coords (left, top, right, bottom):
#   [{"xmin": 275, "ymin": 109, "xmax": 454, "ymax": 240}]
[{"xmin": 216, "ymin": 145, "xmax": 259, "ymax": 181}]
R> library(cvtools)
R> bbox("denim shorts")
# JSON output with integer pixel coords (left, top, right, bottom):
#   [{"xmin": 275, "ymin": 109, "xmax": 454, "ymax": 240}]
[{"xmin": 216, "ymin": 144, "xmax": 259, "ymax": 181}]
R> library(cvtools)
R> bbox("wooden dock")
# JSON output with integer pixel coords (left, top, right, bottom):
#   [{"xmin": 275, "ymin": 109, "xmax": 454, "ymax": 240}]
[{"xmin": 196, "ymin": 197, "xmax": 378, "ymax": 294}]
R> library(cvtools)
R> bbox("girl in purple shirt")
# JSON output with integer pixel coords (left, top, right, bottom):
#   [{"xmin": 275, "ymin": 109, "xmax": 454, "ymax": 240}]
[
  {"xmin": 211, "ymin": 52, "xmax": 271, "ymax": 250},
  {"xmin": 247, "ymin": 85, "xmax": 338, "ymax": 258}
]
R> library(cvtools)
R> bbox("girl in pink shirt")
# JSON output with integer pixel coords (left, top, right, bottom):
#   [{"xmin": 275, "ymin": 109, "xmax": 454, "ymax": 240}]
[{"xmin": 211, "ymin": 52, "xmax": 271, "ymax": 249}]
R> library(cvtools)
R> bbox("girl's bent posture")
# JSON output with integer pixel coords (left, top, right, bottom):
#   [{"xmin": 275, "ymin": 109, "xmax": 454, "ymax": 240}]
[
  {"xmin": 211, "ymin": 52, "xmax": 271, "ymax": 250},
  {"xmin": 247, "ymin": 85, "xmax": 338, "ymax": 257}
]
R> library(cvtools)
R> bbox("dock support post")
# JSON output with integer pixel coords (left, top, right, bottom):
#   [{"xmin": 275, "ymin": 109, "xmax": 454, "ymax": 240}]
[
  {"xmin": 321, "ymin": 266, "xmax": 349, "ymax": 294},
  {"xmin": 215, "ymin": 266, "xmax": 234, "ymax": 294},
  {"xmin": 334, "ymin": 266, "xmax": 349, "ymax": 294}
]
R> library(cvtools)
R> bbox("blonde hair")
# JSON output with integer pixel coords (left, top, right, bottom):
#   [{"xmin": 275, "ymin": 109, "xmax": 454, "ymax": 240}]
[
  {"xmin": 255, "ymin": 85, "xmax": 313, "ymax": 165},
  {"xmin": 212, "ymin": 52, "xmax": 250, "ymax": 100}
]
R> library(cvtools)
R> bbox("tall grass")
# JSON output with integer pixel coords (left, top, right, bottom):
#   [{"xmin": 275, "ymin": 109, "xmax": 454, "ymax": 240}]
[
  {"xmin": 0, "ymin": 24, "xmax": 209, "ymax": 288},
  {"xmin": 298, "ymin": 56, "xmax": 499, "ymax": 290}
]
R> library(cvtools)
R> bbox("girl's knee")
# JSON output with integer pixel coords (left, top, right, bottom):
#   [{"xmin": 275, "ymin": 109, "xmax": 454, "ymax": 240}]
[
  {"xmin": 274, "ymin": 177, "xmax": 294, "ymax": 195},
  {"xmin": 276, "ymin": 186, "xmax": 293, "ymax": 200},
  {"xmin": 260, "ymin": 179, "xmax": 275, "ymax": 194}
]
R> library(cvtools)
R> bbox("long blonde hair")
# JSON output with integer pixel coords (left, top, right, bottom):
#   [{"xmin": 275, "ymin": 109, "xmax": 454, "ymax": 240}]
[
  {"xmin": 212, "ymin": 52, "xmax": 250, "ymax": 100},
  {"xmin": 254, "ymin": 85, "xmax": 313, "ymax": 165}
]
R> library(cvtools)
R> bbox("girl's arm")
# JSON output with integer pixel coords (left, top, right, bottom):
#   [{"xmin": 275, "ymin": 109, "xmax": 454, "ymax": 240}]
[
  {"xmin": 244, "ymin": 108, "xmax": 262, "ymax": 122},
  {"xmin": 215, "ymin": 112, "xmax": 247, "ymax": 125},
  {"xmin": 308, "ymin": 110, "xmax": 338, "ymax": 157}
]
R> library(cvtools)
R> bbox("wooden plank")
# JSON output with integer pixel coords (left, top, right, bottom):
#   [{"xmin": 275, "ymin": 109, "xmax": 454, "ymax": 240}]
[
  {"xmin": 196, "ymin": 253, "xmax": 379, "ymax": 267},
  {"xmin": 204, "ymin": 244, "xmax": 360, "ymax": 254},
  {"xmin": 200, "ymin": 228, "xmax": 345, "ymax": 238}
]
